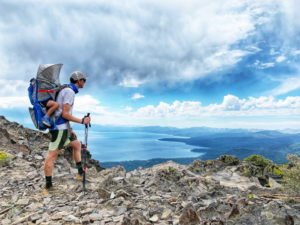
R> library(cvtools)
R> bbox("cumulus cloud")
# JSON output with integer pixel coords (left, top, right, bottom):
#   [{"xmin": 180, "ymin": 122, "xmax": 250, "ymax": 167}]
[
  {"xmin": 0, "ymin": 80, "xmax": 28, "ymax": 97},
  {"xmin": 0, "ymin": 0, "xmax": 283, "ymax": 88},
  {"xmin": 73, "ymin": 95, "xmax": 107, "ymax": 115},
  {"xmin": 131, "ymin": 93, "xmax": 144, "ymax": 100},
  {"xmin": 134, "ymin": 101, "xmax": 202, "ymax": 118},
  {"xmin": 0, "ymin": 97, "xmax": 29, "ymax": 109},
  {"xmin": 119, "ymin": 77, "xmax": 145, "ymax": 88},
  {"xmin": 1, "ymin": 93, "xmax": 299, "ymax": 129},
  {"xmin": 124, "ymin": 106, "xmax": 133, "ymax": 112},
  {"xmin": 276, "ymin": 56, "xmax": 286, "ymax": 63},
  {"xmin": 133, "ymin": 95, "xmax": 300, "ymax": 118},
  {"xmin": 0, "ymin": 94, "xmax": 107, "ymax": 115},
  {"xmin": 4, "ymin": 92, "xmax": 297, "ymax": 118}
]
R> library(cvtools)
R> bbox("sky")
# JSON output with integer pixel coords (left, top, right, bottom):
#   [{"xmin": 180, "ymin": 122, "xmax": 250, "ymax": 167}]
[{"xmin": 0, "ymin": 0, "xmax": 300, "ymax": 130}]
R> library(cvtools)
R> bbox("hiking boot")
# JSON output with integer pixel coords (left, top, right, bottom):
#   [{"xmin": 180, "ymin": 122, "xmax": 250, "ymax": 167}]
[
  {"xmin": 42, "ymin": 185, "xmax": 61, "ymax": 195},
  {"xmin": 42, "ymin": 115, "xmax": 52, "ymax": 127},
  {"xmin": 75, "ymin": 173, "xmax": 83, "ymax": 181}
]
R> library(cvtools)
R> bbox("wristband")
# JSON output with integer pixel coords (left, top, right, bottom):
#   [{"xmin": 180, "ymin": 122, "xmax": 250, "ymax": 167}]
[{"xmin": 81, "ymin": 117, "xmax": 85, "ymax": 124}]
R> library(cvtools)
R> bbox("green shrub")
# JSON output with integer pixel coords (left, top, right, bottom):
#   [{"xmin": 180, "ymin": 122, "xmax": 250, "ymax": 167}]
[
  {"xmin": 282, "ymin": 154, "xmax": 300, "ymax": 195},
  {"xmin": 0, "ymin": 150, "xmax": 13, "ymax": 167},
  {"xmin": 169, "ymin": 167, "xmax": 175, "ymax": 172},
  {"xmin": 159, "ymin": 166, "xmax": 181, "ymax": 182},
  {"xmin": 244, "ymin": 155, "xmax": 272, "ymax": 168},
  {"xmin": 219, "ymin": 155, "xmax": 240, "ymax": 165},
  {"xmin": 270, "ymin": 166, "xmax": 283, "ymax": 176},
  {"xmin": 206, "ymin": 160, "xmax": 213, "ymax": 165},
  {"xmin": 242, "ymin": 167, "xmax": 251, "ymax": 177}
]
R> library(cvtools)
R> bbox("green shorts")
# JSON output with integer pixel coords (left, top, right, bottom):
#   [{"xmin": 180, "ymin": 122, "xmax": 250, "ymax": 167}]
[{"xmin": 48, "ymin": 129, "xmax": 77, "ymax": 151}]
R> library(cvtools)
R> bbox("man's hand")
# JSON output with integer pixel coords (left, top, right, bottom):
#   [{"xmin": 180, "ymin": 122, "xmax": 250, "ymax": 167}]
[{"xmin": 82, "ymin": 116, "xmax": 91, "ymax": 125}]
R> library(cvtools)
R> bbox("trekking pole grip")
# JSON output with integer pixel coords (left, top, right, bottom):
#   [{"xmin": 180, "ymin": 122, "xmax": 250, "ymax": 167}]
[{"xmin": 85, "ymin": 113, "xmax": 91, "ymax": 128}]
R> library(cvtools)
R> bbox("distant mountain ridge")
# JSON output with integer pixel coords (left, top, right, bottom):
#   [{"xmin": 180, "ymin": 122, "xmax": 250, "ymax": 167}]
[
  {"xmin": 84, "ymin": 124, "xmax": 259, "ymax": 137},
  {"xmin": 159, "ymin": 130, "xmax": 300, "ymax": 164},
  {"xmin": 79, "ymin": 124, "xmax": 300, "ymax": 136}
]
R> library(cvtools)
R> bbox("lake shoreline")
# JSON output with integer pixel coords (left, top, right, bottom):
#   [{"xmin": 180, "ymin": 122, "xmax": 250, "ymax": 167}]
[{"xmin": 100, "ymin": 155, "xmax": 205, "ymax": 172}]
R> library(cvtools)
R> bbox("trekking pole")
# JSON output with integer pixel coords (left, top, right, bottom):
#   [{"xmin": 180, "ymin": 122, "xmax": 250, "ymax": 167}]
[{"xmin": 82, "ymin": 113, "xmax": 91, "ymax": 192}]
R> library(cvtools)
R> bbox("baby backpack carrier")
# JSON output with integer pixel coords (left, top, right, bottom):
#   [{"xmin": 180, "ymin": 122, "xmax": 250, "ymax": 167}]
[{"xmin": 28, "ymin": 64, "xmax": 63, "ymax": 130}]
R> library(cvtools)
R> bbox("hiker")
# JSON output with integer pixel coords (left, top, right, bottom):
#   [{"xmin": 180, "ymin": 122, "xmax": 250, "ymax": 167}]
[{"xmin": 43, "ymin": 71, "xmax": 91, "ymax": 194}]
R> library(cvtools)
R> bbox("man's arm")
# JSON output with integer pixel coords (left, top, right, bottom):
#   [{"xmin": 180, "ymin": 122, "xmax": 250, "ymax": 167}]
[
  {"xmin": 61, "ymin": 104, "xmax": 91, "ymax": 124},
  {"xmin": 61, "ymin": 104, "xmax": 82, "ymax": 123}
]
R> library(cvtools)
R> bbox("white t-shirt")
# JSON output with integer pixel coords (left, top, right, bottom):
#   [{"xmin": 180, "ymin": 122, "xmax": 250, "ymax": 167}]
[{"xmin": 54, "ymin": 87, "xmax": 75, "ymax": 130}]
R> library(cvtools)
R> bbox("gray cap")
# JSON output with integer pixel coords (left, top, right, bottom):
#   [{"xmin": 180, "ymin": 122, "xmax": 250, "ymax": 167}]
[{"xmin": 70, "ymin": 71, "xmax": 87, "ymax": 81}]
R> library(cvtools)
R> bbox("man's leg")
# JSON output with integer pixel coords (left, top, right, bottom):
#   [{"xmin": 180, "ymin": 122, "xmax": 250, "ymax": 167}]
[
  {"xmin": 70, "ymin": 139, "xmax": 81, "ymax": 163},
  {"xmin": 44, "ymin": 129, "xmax": 68, "ymax": 190},
  {"xmin": 69, "ymin": 139, "xmax": 84, "ymax": 177},
  {"xmin": 44, "ymin": 149, "xmax": 59, "ymax": 189}
]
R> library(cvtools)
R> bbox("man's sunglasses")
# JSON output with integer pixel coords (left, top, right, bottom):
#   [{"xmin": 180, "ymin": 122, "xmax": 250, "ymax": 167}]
[{"xmin": 80, "ymin": 78, "xmax": 86, "ymax": 83}]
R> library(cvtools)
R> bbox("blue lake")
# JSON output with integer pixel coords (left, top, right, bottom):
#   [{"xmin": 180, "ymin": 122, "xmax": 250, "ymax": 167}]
[{"xmin": 75, "ymin": 131, "xmax": 203, "ymax": 162}]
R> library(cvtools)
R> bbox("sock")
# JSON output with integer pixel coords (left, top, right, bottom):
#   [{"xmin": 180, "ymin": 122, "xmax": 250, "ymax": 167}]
[
  {"xmin": 76, "ymin": 162, "xmax": 84, "ymax": 175},
  {"xmin": 45, "ymin": 176, "xmax": 52, "ymax": 189}
]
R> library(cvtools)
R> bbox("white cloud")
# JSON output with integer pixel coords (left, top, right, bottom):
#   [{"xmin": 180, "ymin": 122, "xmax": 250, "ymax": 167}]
[
  {"xmin": 0, "ymin": 80, "xmax": 28, "ymax": 97},
  {"xmin": 124, "ymin": 106, "xmax": 133, "ymax": 112},
  {"xmin": 131, "ymin": 93, "xmax": 144, "ymax": 100},
  {"xmin": 220, "ymin": 95, "xmax": 242, "ymax": 110},
  {"xmin": 0, "ymin": 96, "xmax": 29, "ymax": 109},
  {"xmin": 291, "ymin": 49, "xmax": 300, "ymax": 56},
  {"xmin": 73, "ymin": 95, "xmax": 107, "ymax": 115},
  {"xmin": 0, "ymin": 0, "xmax": 279, "ymax": 86},
  {"xmin": 276, "ymin": 55, "xmax": 286, "ymax": 63},
  {"xmin": 270, "ymin": 48, "xmax": 279, "ymax": 56},
  {"xmin": 0, "ymin": 94, "xmax": 108, "ymax": 115},
  {"xmin": 253, "ymin": 60, "xmax": 275, "ymax": 69},
  {"xmin": 134, "ymin": 101, "xmax": 202, "ymax": 118},
  {"xmin": 133, "ymin": 95, "xmax": 300, "ymax": 119},
  {"xmin": 1, "ymin": 93, "xmax": 300, "ymax": 129},
  {"xmin": 268, "ymin": 76, "xmax": 300, "ymax": 96},
  {"xmin": 119, "ymin": 77, "xmax": 145, "ymax": 88}
]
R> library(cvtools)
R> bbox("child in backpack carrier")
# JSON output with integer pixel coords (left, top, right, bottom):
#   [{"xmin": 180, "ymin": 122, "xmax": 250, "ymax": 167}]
[
  {"xmin": 42, "ymin": 100, "xmax": 59, "ymax": 127},
  {"xmin": 28, "ymin": 64, "xmax": 66, "ymax": 130}
]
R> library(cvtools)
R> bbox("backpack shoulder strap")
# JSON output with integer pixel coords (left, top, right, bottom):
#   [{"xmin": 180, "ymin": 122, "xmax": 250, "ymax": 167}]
[
  {"xmin": 53, "ymin": 84, "xmax": 72, "ymax": 126},
  {"xmin": 54, "ymin": 84, "xmax": 71, "ymax": 100}
]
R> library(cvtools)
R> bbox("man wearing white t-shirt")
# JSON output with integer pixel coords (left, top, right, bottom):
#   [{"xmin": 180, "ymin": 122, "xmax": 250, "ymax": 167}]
[{"xmin": 43, "ymin": 71, "xmax": 91, "ymax": 194}]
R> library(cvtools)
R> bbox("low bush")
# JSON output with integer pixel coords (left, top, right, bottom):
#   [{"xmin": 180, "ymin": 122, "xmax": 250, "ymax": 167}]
[
  {"xmin": 282, "ymin": 154, "xmax": 300, "ymax": 195},
  {"xmin": 0, "ymin": 150, "xmax": 13, "ymax": 167},
  {"xmin": 244, "ymin": 155, "xmax": 272, "ymax": 168}
]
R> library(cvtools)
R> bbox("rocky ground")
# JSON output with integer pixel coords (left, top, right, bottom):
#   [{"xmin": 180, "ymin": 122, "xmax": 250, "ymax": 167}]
[{"xmin": 0, "ymin": 116, "xmax": 300, "ymax": 225}]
